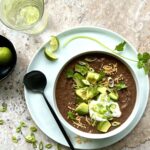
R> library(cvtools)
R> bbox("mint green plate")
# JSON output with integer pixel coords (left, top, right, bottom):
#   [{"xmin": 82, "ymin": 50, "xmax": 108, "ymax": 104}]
[{"xmin": 24, "ymin": 27, "xmax": 149, "ymax": 149}]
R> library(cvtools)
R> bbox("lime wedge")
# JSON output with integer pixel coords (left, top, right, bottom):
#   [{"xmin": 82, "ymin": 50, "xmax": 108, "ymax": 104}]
[
  {"xmin": 49, "ymin": 36, "xmax": 59, "ymax": 52},
  {"xmin": 44, "ymin": 48, "xmax": 57, "ymax": 61}
]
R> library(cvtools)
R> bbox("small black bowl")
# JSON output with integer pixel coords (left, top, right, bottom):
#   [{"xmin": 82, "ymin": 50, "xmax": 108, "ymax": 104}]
[{"xmin": 0, "ymin": 35, "xmax": 17, "ymax": 81}]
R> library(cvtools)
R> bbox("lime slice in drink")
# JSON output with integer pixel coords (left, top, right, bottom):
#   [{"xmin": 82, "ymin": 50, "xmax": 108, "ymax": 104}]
[
  {"xmin": 0, "ymin": 47, "xmax": 12, "ymax": 65},
  {"xmin": 44, "ymin": 48, "xmax": 57, "ymax": 61},
  {"xmin": 49, "ymin": 36, "xmax": 59, "ymax": 52},
  {"xmin": 20, "ymin": 6, "xmax": 40, "ymax": 25}
]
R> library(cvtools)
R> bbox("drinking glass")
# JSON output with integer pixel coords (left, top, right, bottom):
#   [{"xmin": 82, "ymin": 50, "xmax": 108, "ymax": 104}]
[{"xmin": 0, "ymin": 0, "xmax": 48, "ymax": 34}]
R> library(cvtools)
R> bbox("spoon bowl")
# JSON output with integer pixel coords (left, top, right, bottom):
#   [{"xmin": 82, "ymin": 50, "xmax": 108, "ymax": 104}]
[{"xmin": 23, "ymin": 71, "xmax": 47, "ymax": 93}]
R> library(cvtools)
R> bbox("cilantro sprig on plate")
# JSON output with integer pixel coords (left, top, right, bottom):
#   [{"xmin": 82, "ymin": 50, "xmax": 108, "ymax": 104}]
[
  {"xmin": 63, "ymin": 36, "xmax": 150, "ymax": 75},
  {"xmin": 115, "ymin": 41, "xmax": 150, "ymax": 74}
]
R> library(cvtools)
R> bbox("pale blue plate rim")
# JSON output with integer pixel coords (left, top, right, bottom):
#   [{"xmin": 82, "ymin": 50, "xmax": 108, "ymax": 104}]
[{"xmin": 24, "ymin": 26, "xmax": 149, "ymax": 149}]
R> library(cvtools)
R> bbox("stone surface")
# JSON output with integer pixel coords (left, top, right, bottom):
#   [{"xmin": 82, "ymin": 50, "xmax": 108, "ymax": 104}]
[{"xmin": 0, "ymin": 0, "xmax": 150, "ymax": 150}]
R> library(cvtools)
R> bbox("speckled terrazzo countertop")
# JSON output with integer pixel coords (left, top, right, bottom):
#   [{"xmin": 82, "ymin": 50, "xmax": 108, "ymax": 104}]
[{"xmin": 0, "ymin": 0, "xmax": 150, "ymax": 150}]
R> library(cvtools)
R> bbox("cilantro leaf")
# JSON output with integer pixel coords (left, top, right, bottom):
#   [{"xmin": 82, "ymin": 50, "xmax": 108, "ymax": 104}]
[
  {"xmin": 137, "ymin": 52, "xmax": 150, "ymax": 74},
  {"xmin": 115, "ymin": 41, "xmax": 126, "ymax": 51},
  {"xmin": 67, "ymin": 111, "xmax": 76, "ymax": 120},
  {"xmin": 115, "ymin": 81, "xmax": 127, "ymax": 90},
  {"xmin": 99, "ymin": 71, "xmax": 105, "ymax": 80},
  {"xmin": 66, "ymin": 69, "xmax": 74, "ymax": 78}
]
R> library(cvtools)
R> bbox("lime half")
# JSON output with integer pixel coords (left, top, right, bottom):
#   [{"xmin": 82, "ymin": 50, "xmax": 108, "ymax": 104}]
[
  {"xmin": 49, "ymin": 36, "xmax": 59, "ymax": 52},
  {"xmin": 44, "ymin": 48, "xmax": 57, "ymax": 61},
  {"xmin": 0, "ymin": 47, "xmax": 12, "ymax": 65}
]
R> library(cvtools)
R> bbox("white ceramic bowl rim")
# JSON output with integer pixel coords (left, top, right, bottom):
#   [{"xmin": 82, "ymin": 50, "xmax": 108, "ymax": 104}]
[{"xmin": 53, "ymin": 50, "xmax": 139, "ymax": 139}]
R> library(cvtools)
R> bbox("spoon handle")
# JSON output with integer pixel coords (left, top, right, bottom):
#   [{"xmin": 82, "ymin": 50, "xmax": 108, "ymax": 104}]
[{"xmin": 42, "ymin": 93, "xmax": 75, "ymax": 150}]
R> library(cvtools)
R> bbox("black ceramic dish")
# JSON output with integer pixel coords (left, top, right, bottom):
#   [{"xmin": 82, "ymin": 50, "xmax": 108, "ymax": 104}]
[{"xmin": 0, "ymin": 35, "xmax": 17, "ymax": 81}]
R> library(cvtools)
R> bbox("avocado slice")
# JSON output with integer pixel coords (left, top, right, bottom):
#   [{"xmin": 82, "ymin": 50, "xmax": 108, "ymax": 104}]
[
  {"xmin": 75, "ymin": 86, "xmax": 98, "ymax": 101},
  {"xmin": 75, "ymin": 103, "xmax": 89, "ymax": 115},
  {"xmin": 86, "ymin": 72, "xmax": 100, "ymax": 84},
  {"xmin": 97, "ymin": 87, "xmax": 107, "ymax": 94},
  {"xmin": 97, "ymin": 121, "xmax": 111, "ymax": 133},
  {"xmin": 109, "ymin": 91, "xmax": 119, "ymax": 100}
]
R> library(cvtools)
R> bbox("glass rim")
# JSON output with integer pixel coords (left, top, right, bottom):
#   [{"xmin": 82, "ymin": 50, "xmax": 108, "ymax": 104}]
[{"xmin": 0, "ymin": 0, "xmax": 45, "ymax": 31}]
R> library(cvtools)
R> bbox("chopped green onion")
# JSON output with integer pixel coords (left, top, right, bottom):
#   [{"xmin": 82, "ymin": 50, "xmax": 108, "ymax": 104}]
[
  {"xmin": 30, "ymin": 126, "xmax": 37, "ymax": 132},
  {"xmin": 112, "ymin": 121, "xmax": 121, "ymax": 127},
  {"xmin": 33, "ymin": 142, "xmax": 37, "ymax": 148},
  {"xmin": 109, "ymin": 104, "xmax": 116, "ymax": 112},
  {"xmin": 57, "ymin": 143, "xmax": 62, "ymax": 150},
  {"xmin": 85, "ymin": 57, "xmax": 97, "ymax": 62},
  {"xmin": 20, "ymin": 121, "xmax": 27, "ymax": 127},
  {"xmin": 0, "ymin": 119, "xmax": 4, "ymax": 125},
  {"xmin": 45, "ymin": 144, "xmax": 52, "ymax": 149},
  {"xmin": 78, "ymin": 61, "xmax": 87, "ymax": 66},
  {"xmin": 25, "ymin": 135, "xmax": 36, "ymax": 143},
  {"xmin": 16, "ymin": 126, "xmax": 21, "ymax": 133},
  {"xmin": 12, "ymin": 136, "xmax": 18, "ymax": 143},
  {"xmin": 39, "ymin": 141, "xmax": 44, "ymax": 150},
  {"xmin": 0, "ymin": 103, "xmax": 7, "ymax": 112}
]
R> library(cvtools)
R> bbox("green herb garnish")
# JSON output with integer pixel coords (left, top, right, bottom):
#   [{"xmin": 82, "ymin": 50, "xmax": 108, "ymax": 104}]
[
  {"xmin": 0, "ymin": 119, "xmax": 4, "ymax": 125},
  {"xmin": 0, "ymin": 103, "xmax": 7, "ymax": 112},
  {"xmin": 99, "ymin": 71, "xmax": 105, "ymax": 81},
  {"xmin": 12, "ymin": 136, "xmax": 18, "ymax": 143},
  {"xmin": 67, "ymin": 111, "xmax": 76, "ymax": 120},
  {"xmin": 45, "ymin": 144, "xmax": 52, "ymax": 149},
  {"xmin": 115, "ymin": 41, "xmax": 126, "ymax": 51},
  {"xmin": 66, "ymin": 69, "xmax": 74, "ymax": 78},
  {"xmin": 115, "ymin": 81, "xmax": 127, "ymax": 90},
  {"xmin": 30, "ymin": 126, "xmax": 37, "ymax": 132},
  {"xmin": 63, "ymin": 36, "xmax": 150, "ymax": 74},
  {"xmin": 39, "ymin": 141, "xmax": 44, "ymax": 150},
  {"xmin": 137, "ymin": 52, "xmax": 150, "ymax": 74}
]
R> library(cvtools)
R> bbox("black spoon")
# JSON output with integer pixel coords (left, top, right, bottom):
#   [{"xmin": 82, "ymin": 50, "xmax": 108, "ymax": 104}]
[{"xmin": 23, "ymin": 71, "xmax": 75, "ymax": 150}]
